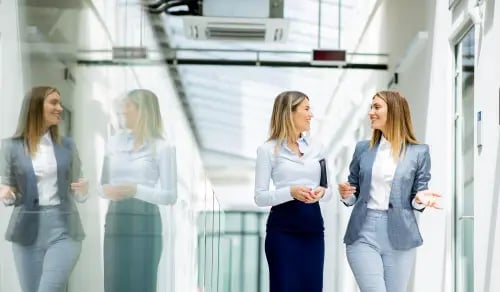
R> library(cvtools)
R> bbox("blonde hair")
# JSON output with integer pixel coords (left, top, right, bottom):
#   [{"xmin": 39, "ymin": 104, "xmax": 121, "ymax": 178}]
[
  {"xmin": 267, "ymin": 91, "xmax": 308, "ymax": 152},
  {"xmin": 370, "ymin": 91, "xmax": 419, "ymax": 159},
  {"xmin": 14, "ymin": 86, "xmax": 61, "ymax": 155},
  {"xmin": 125, "ymin": 89, "xmax": 164, "ymax": 144}
]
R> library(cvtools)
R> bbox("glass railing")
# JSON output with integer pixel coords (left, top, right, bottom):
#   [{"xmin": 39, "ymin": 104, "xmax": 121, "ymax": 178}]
[
  {"xmin": 197, "ymin": 210, "xmax": 270, "ymax": 292},
  {"xmin": 197, "ymin": 190, "xmax": 225, "ymax": 292}
]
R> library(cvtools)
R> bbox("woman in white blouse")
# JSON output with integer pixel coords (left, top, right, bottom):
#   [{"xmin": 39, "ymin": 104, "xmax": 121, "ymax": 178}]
[
  {"xmin": 0, "ymin": 86, "xmax": 88, "ymax": 292},
  {"xmin": 254, "ymin": 91, "xmax": 331, "ymax": 292},
  {"xmin": 338, "ymin": 91, "xmax": 441, "ymax": 292},
  {"xmin": 99, "ymin": 89, "xmax": 177, "ymax": 292}
]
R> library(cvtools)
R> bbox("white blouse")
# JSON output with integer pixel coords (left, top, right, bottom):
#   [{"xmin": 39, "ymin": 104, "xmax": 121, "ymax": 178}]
[
  {"xmin": 32, "ymin": 132, "xmax": 60, "ymax": 206},
  {"xmin": 367, "ymin": 136, "xmax": 397, "ymax": 210},
  {"xmin": 99, "ymin": 131, "xmax": 177, "ymax": 205}
]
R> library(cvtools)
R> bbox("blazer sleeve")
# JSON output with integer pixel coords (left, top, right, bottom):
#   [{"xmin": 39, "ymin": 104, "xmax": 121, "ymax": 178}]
[
  {"xmin": 68, "ymin": 138, "xmax": 83, "ymax": 183},
  {"xmin": 410, "ymin": 144, "xmax": 431, "ymax": 212},
  {"xmin": 0, "ymin": 139, "xmax": 15, "ymax": 186},
  {"xmin": 0, "ymin": 139, "xmax": 19, "ymax": 206},
  {"xmin": 343, "ymin": 141, "xmax": 367, "ymax": 206},
  {"xmin": 65, "ymin": 138, "xmax": 87, "ymax": 203}
]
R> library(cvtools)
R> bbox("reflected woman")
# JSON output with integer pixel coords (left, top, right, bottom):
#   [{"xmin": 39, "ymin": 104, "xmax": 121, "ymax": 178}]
[
  {"xmin": 99, "ymin": 89, "xmax": 177, "ymax": 292},
  {"xmin": 0, "ymin": 86, "xmax": 88, "ymax": 292}
]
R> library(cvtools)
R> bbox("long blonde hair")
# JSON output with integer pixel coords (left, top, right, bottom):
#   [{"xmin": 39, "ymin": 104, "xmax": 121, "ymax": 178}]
[
  {"xmin": 125, "ymin": 89, "xmax": 164, "ymax": 144},
  {"xmin": 13, "ymin": 86, "xmax": 61, "ymax": 155},
  {"xmin": 267, "ymin": 91, "xmax": 308, "ymax": 152},
  {"xmin": 370, "ymin": 91, "xmax": 419, "ymax": 159}
]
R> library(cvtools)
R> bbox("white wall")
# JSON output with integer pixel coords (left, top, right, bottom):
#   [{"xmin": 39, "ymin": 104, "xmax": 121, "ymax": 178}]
[
  {"xmin": 0, "ymin": 0, "xmax": 26, "ymax": 290},
  {"xmin": 393, "ymin": 0, "xmax": 500, "ymax": 291},
  {"xmin": 470, "ymin": 0, "xmax": 500, "ymax": 291},
  {"xmin": 0, "ymin": 0, "xmax": 25, "ymax": 134}
]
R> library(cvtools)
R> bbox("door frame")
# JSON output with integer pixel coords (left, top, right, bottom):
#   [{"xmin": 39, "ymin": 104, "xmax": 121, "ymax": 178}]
[{"xmin": 449, "ymin": 6, "xmax": 480, "ymax": 292}]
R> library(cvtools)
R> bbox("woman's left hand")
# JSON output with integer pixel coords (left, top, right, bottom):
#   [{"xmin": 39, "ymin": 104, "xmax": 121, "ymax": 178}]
[
  {"xmin": 415, "ymin": 190, "xmax": 442, "ymax": 209},
  {"xmin": 71, "ymin": 178, "xmax": 89, "ymax": 195},
  {"xmin": 306, "ymin": 187, "xmax": 325, "ymax": 203}
]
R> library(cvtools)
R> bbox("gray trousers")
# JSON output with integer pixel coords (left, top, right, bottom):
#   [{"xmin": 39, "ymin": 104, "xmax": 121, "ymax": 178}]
[
  {"xmin": 346, "ymin": 209, "xmax": 416, "ymax": 292},
  {"xmin": 12, "ymin": 206, "xmax": 82, "ymax": 292}
]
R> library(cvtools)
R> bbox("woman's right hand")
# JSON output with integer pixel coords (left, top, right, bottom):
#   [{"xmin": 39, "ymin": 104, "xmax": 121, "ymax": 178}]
[
  {"xmin": 290, "ymin": 186, "xmax": 315, "ymax": 203},
  {"xmin": 102, "ymin": 184, "xmax": 136, "ymax": 201},
  {"xmin": 71, "ymin": 178, "xmax": 89, "ymax": 195},
  {"xmin": 338, "ymin": 182, "xmax": 356, "ymax": 199},
  {"xmin": 0, "ymin": 185, "xmax": 15, "ymax": 201},
  {"xmin": 0, "ymin": 186, "xmax": 10, "ymax": 200}
]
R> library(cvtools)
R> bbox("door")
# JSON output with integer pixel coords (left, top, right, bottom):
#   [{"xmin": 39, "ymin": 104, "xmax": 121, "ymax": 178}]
[{"xmin": 454, "ymin": 27, "xmax": 475, "ymax": 292}]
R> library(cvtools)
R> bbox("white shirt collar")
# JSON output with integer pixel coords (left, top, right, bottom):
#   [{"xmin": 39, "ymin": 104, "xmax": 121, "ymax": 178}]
[
  {"xmin": 40, "ymin": 132, "xmax": 53, "ymax": 145},
  {"xmin": 379, "ymin": 136, "xmax": 390, "ymax": 150},
  {"xmin": 120, "ymin": 130, "xmax": 147, "ymax": 152},
  {"xmin": 298, "ymin": 134, "xmax": 310, "ymax": 146},
  {"xmin": 280, "ymin": 134, "xmax": 310, "ymax": 155}
]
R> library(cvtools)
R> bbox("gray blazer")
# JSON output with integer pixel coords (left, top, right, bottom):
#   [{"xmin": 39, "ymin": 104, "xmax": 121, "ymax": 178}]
[
  {"xmin": 343, "ymin": 140, "xmax": 431, "ymax": 250},
  {"xmin": 0, "ymin": 137, "xmax": 85, "ymax": 245}
]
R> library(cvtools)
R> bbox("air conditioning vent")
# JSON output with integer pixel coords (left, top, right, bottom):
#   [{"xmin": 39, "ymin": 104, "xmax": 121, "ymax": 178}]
[
  {"xmin": 207, "ymin": 24, "xmax": 266, "ymax": 40},
  {"xmin": 183, "ymin": 16, "xmax": 288, "ymax": 42}
]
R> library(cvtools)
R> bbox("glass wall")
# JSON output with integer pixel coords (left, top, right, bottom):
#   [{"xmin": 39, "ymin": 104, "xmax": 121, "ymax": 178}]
[{"xmin": 0, "ymin": 1, "xmax": 224, "ymax": 291}]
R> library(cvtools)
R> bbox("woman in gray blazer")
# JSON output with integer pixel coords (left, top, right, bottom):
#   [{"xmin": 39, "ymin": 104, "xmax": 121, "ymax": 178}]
[
  {"xmin": 0, "ymin": 86, "xmax": 88, "ymax": 292},
  {"xmin": 338, "ymin": 91, "xmax": 441, "ymax": 292}
]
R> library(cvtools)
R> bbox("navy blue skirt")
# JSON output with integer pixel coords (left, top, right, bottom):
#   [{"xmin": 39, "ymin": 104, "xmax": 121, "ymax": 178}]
[{"xmin": 265, "ymin": 231, "xmax": 324, "ymax": 292}]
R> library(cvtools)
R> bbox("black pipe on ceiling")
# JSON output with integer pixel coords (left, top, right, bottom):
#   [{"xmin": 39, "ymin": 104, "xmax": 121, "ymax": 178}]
[
  {"xmin": 147, "ymin": 0, "xmax": 201, "ymax": 16},
  {"xmin": 77, "ymin": 58, "xmax": 388, "ymax": 70}
]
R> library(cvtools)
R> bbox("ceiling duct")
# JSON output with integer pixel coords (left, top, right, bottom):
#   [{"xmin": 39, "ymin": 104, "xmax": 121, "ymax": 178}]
[
  {"xmin": 202, "ymin": 0, "xmax": 283, "ymax": 18},
  {"xmin": 182, "ymin": 0, "xmax": 288, "ymax": 42},
  {"xmin": 24, "ymin": 0, "xmax": 86, "ymax": 9}
]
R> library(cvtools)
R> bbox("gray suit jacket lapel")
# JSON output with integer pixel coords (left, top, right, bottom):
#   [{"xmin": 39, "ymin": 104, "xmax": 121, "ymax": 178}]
[
  {"xmin": 360, "ymin": 142, "xmax": 379, "ymax": 202},
  {"xmin": 389, "ymin": 144, "xmax": 412, "ymax": 208},
  {"xmin": 53, "ymin": 140, "xmax": 70, "ymax": 199},
  {"xmin": 14, "ymin": 140, "xmax": 39, "ymax": 207}
]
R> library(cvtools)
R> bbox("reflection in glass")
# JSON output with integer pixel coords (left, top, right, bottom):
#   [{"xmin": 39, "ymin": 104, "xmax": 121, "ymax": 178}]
[
  {"xmin": 0, "ymin": 86, "xmax": 88, "ymax": 292},
  {"xmin": 99, "ymin": 89, "xmax": 177, "ymax": 292}
]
